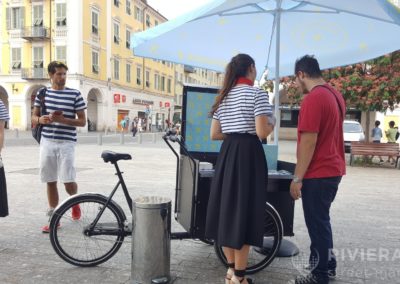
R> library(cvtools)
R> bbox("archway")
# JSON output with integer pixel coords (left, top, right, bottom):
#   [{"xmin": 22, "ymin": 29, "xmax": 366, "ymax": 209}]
[
  {"xmin": 0, "ymin": 86, "xmax": 9, "ymax": 128},
  {"xmin": 26, "ymin": 84, "xmax": 46, "ymax": 129},
  {"xmin": 87, "ymin": 88, "xmax": 101, "ymax": 131}
]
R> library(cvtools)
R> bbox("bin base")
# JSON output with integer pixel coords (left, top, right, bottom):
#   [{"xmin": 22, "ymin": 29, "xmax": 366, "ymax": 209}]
[{"xmin": 256, "ymin": 238, "xmax": 299, "ymax": 257}]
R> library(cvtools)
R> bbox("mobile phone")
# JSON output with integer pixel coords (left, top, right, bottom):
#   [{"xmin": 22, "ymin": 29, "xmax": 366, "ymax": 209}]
[{"xmin": 53, "ymin": 110, "xmax": 63, "ymax": 115}]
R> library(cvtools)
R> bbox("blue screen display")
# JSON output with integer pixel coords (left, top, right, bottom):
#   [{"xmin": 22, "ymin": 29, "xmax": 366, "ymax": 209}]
[{"xmin": 184, "ymin": 90, "xmax": 222, "ymax": 153}]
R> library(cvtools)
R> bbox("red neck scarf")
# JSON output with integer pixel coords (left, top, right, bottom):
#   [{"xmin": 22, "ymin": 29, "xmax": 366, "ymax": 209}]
[{"xmin": 236, "ymin": 77, "xmax": 254, "ymax": 86}]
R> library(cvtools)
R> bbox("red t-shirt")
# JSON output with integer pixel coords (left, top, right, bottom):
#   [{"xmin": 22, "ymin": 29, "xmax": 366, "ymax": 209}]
[{"xmin": 297, "ymin": 84, "xmax": 346, "ymax": 179}]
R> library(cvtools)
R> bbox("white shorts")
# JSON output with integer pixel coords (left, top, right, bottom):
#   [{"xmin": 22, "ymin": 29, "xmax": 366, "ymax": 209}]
[{"xmin": 39, "ymin": 138, "xmax": 76, "ymax": 183}]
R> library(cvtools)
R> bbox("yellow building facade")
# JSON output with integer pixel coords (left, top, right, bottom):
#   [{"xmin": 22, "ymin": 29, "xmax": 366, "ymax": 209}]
[{"xmin": 0, "ymin": 0, "xmax": 221, "ymax": 131}]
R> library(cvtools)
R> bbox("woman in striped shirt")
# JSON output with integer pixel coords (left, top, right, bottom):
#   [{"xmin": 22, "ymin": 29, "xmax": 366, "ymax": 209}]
[
  {"xmin": 0, "ymin": 99, "xmax": 10, "ymax": 217},
  {"xmin": 205, "ymin": 54, "xmax": 274, "ymax": 284},
  {"xmin": 0, "ymin": 99, "xmax": 9, "ymax": 157}
]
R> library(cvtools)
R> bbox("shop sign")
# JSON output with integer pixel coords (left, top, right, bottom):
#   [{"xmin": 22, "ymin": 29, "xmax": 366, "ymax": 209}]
[
  {"xmin": 132, "ymin": 99, "xmax": 154, "ymax": 105},
  {"xmin": 114, "ymin": 94, "xmax": 120, "ymax": 103},
  {"xmin": 165, "ymin": 102, "xmax": 170, "ymax": 108}
]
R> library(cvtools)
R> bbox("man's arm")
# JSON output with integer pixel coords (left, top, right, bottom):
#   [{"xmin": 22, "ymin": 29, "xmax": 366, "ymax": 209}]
[
  {"xmin": 290, "ymin": 132, "xmax": 318, "ymax": 200},
  {"xmin": 51, "ymin": 110, "xmax": 86, "ymax": 127},
  {"xmin": 32, "ymin": 107, "xmax": 52, "ymax": 126}
]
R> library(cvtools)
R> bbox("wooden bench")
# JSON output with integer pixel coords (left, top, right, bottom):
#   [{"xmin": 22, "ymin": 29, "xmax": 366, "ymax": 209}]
[{"xmin": 350, "ymin": 142, "xmax": 400, "ymax": 168}]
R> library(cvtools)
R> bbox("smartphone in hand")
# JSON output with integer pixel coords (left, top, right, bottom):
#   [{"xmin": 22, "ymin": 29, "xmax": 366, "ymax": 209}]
[{"xmin": 52, "ymin": 110, "xmax": 63, "ymax": 115}]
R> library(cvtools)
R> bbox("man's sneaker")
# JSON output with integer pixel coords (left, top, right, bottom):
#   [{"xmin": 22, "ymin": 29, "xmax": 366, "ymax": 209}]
[
  {"xmin": 294, "ymin": 274, "xmax": 328, "ymax": 284},
  {"xmin": 42, "ymin": 223, "xmax": 60, "ymax": 234},
  {"xmin": 327, "ymin": 269, "xmax": 336, "ymax": 279},
  {"xmin": 72, "ymin": 204, "xmax": 81, "ymax": 220},
  {"xmin": 304, "ymin": 265, "xmax": 336, "ymax": 280}
]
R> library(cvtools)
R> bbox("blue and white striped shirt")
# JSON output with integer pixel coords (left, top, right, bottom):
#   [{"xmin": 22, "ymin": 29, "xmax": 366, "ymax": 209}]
[
  {"xmin": 0, "ymin": 100, "xmax": 9, "ymax": 121},
  {"xmin": 213, "ymin": 85, "xmax": 273, "ymax": 135},
  {"xmin": 34, "ymin": 88, "xmax": 86, "ymax": 142}
]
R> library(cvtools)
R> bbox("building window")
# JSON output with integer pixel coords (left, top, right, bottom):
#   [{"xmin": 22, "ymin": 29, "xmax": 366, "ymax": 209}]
[
  {"xmin": 154, "ymin": 74, "xmax": 160, "ymax": 90},
  {"xmin": 33, "ymin": 5, "xmax": 43, "ymax": 26},
  {"xmin": 11, "ymin": 48, "xmax": 21, "ymax": 70},
  {"xmin": 167, "ymin": 78, "xmax": 172, "ymax": 93},
  {"xmin": 6, "ymin": 7, "xmax": 25, "ymax": 29},
  {"xmin": 33, "ymin": 47, "xmax": 44, "ymax": 68},
  {"xmin": 145, "ymin": 70, "xmax": 150, "ymax": 87},
  {"xmin": 56, "ymin": 3, "xmax": 67, "ymax": 26},
  {"xmin": 126, "ymin": 0, "xmax": 131, "ymax": 15},
  {"xmin": 146, "ymin": 14, "xmax": 150, "ymax": 27},
  {"xmin": 56, "ymin": 46, "xmax": 67, "ymax": 63},
  {"xmin": 114, "ymin": 0, "xmax": 120, "ymax": 7},
  {"xmin": 92, "ymin": 51, "xmax": 99, "ymax": 74},
  {"xmin": 136, "ymin": 66, "xmax": 141, "ymax": 85},
  {"xmin": 134, "ymin": 6, "xmax": 142, "ymax": 22},
  {"xmin": 126, "ymin": 64, "xmax": 131, "ymax": 83},
  {"xmin": 91, "ymin": 10, "xmax": 99, "ymax": 34},
  {"xmin": 114, "ymin": 59, "xmax": 119, "ymax": 80},
  {"xmin": 113, "ymin": 22, "xmax": 120, "ymax": 44},
  {"xmin": 126, "ymin": 29, "xmax": 131, "ymax": 49},
  {"xmin": 161, "ymin": 76, "xmax": 165, "ymax": 91}
]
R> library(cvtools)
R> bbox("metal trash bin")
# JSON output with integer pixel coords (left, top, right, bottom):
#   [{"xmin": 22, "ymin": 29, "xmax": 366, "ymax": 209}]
[{"xmin": 131, "ymin": 196, "xmax": 171, "ymax": 284}]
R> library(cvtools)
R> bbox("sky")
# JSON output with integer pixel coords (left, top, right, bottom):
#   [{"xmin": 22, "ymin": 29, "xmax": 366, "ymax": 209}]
[{"xmin": 147, "ymin": 0, "xmax": 213, "ymax": 20}]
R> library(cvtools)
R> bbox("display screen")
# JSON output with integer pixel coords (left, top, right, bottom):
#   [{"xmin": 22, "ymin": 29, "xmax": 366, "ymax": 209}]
[{"xmin": 183, "ymin": 88, "xmax": 222, "ymax": 153}]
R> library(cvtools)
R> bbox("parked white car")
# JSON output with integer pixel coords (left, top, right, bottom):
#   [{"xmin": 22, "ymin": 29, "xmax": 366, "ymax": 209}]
[{"xmin": 343, "ymin": 120, "xmax": 365, "ymax": 153}]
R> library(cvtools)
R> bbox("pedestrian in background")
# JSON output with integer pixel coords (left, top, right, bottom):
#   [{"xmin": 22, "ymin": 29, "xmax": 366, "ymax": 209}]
[
  {"xmin": 0, "ymin": 99, "xmax": 9, "ymax": 217},
  {"xmin": 385, "ymin": 120, "xmax": 398, "ymax": 164},
  {"xmin": 290, "ymin": 55, "xmax": 346, "ymax": 284},
  {"xmin": 205, "ymin": 53, "xmax": 274, "ymax": 284},
  {"xmin": 31, "ymin": 61, "xmax": 86, "ymax": 233},
  {"xmin": 371, "ymin": 120, "xmax": 384, "ymax": 163}
]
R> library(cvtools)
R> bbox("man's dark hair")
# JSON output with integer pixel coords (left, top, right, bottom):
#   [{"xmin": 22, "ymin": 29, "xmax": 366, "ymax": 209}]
[
  {"xmin": 375, "ymin": 120, "xmax": 380, "ymax": 127},
  {"xmin": 48, "ymin": 61, "xmax": 68, "ymax": 74},
  {"xmin": 389, "ymin": 120, "xmax": 395, "ymax": 127},
  {"xmin": 294, "ymin": 55, "xmax": 322, "ymax": 78}
]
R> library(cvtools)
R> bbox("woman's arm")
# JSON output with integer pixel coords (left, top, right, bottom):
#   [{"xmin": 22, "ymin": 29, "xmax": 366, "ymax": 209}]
[
  {"xmin": 255, "ymin": 115, "xmax": 274, "ymax": 140},
  {"xmin": 0, "ymin": 121, "xmax": 5, "ymax": 155},
  {"xmin": 210, "ymin": 119, "xmax": 226, "ymax": 140}
]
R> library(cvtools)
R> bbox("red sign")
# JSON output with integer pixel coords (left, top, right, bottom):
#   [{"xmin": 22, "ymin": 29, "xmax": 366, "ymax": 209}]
[
  {"xmin": 122, "ymin": 95, "xmax": 126, "ymax": 103},
  {"xmin": 114, "ymin": 94, "xmax": 120, "ymax": 103},
  {"xmin": 159, "ymin": 101, "xmax": 163, "ymax": 107},
  {"xmin": 165, "ymin": 102, "xmax": 170, "ymax": 108}
]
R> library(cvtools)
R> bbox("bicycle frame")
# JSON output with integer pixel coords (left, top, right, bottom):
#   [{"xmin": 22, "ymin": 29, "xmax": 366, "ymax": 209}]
[{"xmin": 84, "ymin": 161, "xmax": 133, "ymax": 237}]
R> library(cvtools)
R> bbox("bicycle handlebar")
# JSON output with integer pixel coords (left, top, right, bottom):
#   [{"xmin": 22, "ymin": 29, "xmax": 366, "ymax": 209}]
[{"xmin": 162, "ymin": 129, "xmax": 180, "ymax": 143}]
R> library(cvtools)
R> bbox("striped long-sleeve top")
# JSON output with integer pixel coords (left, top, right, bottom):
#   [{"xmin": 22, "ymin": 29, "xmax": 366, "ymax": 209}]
[{"xmin": 213, "ymin": 85, "xmax": 273, "ymax": 135}]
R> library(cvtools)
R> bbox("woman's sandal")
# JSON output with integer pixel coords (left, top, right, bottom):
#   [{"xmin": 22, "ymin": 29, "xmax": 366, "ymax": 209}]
[
  {"xmin": 231, "ymin": 276, "xmax": 254, "ymax": 284},
  {"xmin": 231, "ymin": 269, "xmax": 254, "ymax": 284},
  {"xmin": 225, "ymin": 263, "xmax": 235, "ymax": 284}
]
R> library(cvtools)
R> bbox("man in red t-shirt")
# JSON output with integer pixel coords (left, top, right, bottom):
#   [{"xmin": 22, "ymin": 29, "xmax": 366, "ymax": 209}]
[{"xmin": 290, "ymin": 55, "xmax": 345, "ymax": 284}]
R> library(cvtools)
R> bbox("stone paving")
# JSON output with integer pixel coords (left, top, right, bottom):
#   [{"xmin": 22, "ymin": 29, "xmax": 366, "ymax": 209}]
[{"xmin": 0, "ymin": 133, "xmax": 399, "ymax": 284}]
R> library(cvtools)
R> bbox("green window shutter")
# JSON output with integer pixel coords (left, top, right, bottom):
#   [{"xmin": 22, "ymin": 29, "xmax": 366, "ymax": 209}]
[
  {"xmin": 6, "ymin": 8, "xmax": 10, "ymax": 30},
  {"xmin": 20, "ymin": 7, "xmax": 25, "ymax": 28}
]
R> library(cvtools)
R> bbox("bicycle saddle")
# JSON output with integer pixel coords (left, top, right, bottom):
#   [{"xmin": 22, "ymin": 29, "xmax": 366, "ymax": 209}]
[{"xmin": 101, "ymin": 150, "xmax": 132, "ymax": 163}]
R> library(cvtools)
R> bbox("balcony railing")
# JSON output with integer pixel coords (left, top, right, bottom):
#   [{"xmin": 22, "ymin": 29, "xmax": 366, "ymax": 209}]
[
  {"xmin": 21, "ymin": 26, "xmax": 50, "ymax": 41},
  {"xmin": 184, "ymin": 65, "xmax": 195, "ymax": 73},
  {"xmin": 21, "ymin": 68, "xmax": 48, "ymax": 80}
]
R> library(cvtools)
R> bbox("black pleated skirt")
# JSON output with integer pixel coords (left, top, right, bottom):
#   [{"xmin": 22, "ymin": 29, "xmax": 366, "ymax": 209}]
[
  {"xmin": 0, "ymin": 166, "xmax": 8, "ymax": 217},
  {"xmin": 205, "ymin": 133, "xmax": 268, "ymax": 249}
]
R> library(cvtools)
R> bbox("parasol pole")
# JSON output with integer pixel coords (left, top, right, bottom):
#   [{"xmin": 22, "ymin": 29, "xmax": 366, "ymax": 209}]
[{"xmin": 273, "ymin": 0, "xmax": 282, "ymax": 145}]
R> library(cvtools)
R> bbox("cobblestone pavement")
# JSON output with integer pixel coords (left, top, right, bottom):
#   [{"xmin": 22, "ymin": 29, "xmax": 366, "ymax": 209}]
[{"xmin": 0, "ymin": 134, "xmax": 399, "ymax": 283}]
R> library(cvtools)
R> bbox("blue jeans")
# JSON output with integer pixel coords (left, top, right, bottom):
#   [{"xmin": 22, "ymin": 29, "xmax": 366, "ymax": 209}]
[{"xmin": 301, "ymin": 176, "xmax": 341, "ymax": 280}]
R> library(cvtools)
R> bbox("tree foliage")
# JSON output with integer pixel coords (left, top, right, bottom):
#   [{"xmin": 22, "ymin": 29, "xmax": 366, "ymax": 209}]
[{"xmin": 264, "ymin": 50, "xmax": 400, "ymax": 112}]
